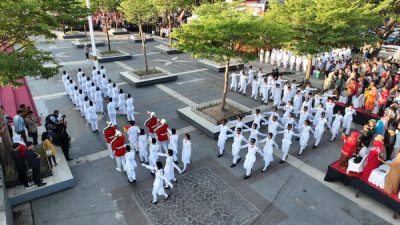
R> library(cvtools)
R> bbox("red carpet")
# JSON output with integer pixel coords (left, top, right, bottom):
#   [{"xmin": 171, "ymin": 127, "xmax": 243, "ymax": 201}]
[
  {"xmin": 329, "ymin": 160, "xmax": 400, "ymax": 202},
  {"xmin": 0, "ymin": 78, "xmax": 40, "ymax": 124}
]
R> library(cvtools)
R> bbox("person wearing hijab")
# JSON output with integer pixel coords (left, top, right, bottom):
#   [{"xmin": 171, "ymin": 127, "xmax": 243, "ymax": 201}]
[
  {"xmin": 339, "ymin": 131, "xmax": 360, "ymax": 168},
  {"xmin": 362, "ymin": 135, "xmax": 384, "ymax": 181}
]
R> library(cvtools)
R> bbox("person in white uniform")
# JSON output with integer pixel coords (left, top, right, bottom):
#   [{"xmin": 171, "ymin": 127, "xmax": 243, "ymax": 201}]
[
  {"xmin": 107, "ymin": 98, "xmax": 117, "ymax": 126},
  {"xmin": 251, "ymin": 80, "xmax": 260, "ymax": 100},
  {"xmin": 298, "ymin": 120, "xmax": 315, "ymax": 155},
  {"xmin": 259, "ymin": 49, "xmax": 265, "ymax": 63},
  {"xmin": 247, "ymin": 66, "xmax": 256, "ymax": 86},
  {"xmin": 343, "ymin": 104, "xmax": 356, "ymax": 135},
  {"xmin": 118, "ymin": 89, "xmax": 126, "ymax": 115},
  {"xmin": 86, "ymin": 101, "xmax": 98, "ymax": 132},
  {"xmin": 148, "ymin": 138, "xmax": 159, "ymax": 174},
  {"xmin": 229, "ymin": 72, "xmax": 240, "ymax": 92},
  {"xmin": 124, "ymin": 145, "xmax": 137, "ymax": 183},
  {"xmin": 127, "ymin": 121, "xmax": 140, "ymax": 152},
  {"xmin": 312, "ymin": 112, "xmax": 331, "ymax": 148},
  {"xmin": 259, "ymin": 133, "xmax": 278, "ymax": 172},
  {"xmin": 215, "ymin": 120, "xmax": 233, "ymax": 157},
  {"xmin": 265, "ymin": 50, "xmax": 270, "ymax": 64},
  {"xmin": 94, "ymin": 87, "xmax": 104, "ymax": 114},
  {"xmin": 330, "ymin": 111, "xmax": 343, "ymax": 141},
  {"xmin": 158, "ymin": 149, "xmax": 182, "ymax": 186},
  {"xmin": 277, "ymin": 124, "xmax": 299, "ymax": 163},
  {"xmin": 181, "ymin": 134, "xmax": 192, "ymax": 172},
  {"xmin": 241, "ymin": 138, "xmax": 264, "ymax": 179},
  {"xmin": 100, "ymin": 65, "xmax": 106, "ymax": 76},
  {"xmin": 227, "ymin": 128, "xmax": 248, "ymax": 168},
  {"xmin": 141, "ymin": 161, "xmax": 173, "ymax": 204},
  {"xmin": 247, "ymin": 109, "xmax": 268, "ymax": 130},
  {"xmin": 126, "ymin": 94, "xmax": 135, "ymax": 121},
  {"xmin": 138, "ymin": 129, "xmax": 148, "ymax": 163},
  {"xmin": 238, "ymin": 71, "xmax": 248, "ymax": 95},
  {"xmin": 168, "ymin": 128, "xmax": 179, "ymax": 162}
]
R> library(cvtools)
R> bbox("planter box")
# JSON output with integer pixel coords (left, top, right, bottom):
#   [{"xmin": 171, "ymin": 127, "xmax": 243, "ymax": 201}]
[
  {"xmin": 91, "ymin": 50, "xmax": 132, "ymax": 63},
  {"xmin": 119, "ymin": 67, "xmax": 177, "ymax": 87},
  {"xmin": 71, "ymin": 40, "xmax": 106, "ymax": 48},
  {"xmin": 110, "ymin": 28, "xmax": 130, "ymax": 35},
  {"xmin": 177, "ymin": 99, "xmax": 253, "ymax": 139},
  {"xmin": 129, "ymin": 34, "xmax": 154, "ymax": 43},
  {"xmin": 62, "ymin": 32, "xmax": 87, "ymax": 39},
  {"xmin": 154, "ymin": 45, "xmax": 180, "ymax": 54},
  {"xmin": 198, "ymin": 59, "xmax": 244, "ymax": 72}
]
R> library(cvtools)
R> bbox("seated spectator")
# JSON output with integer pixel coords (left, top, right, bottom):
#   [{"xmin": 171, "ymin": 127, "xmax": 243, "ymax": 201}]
[
  {"xmin": 42, "ymin": 132, "xmax": 57, "ymax": 168},
  {"xmin": 362, "ymin": 135, "xmax": 384, "ymax": 181},
  {"xmin": 379, "ymin": 152, "xmax": 400, "ymax": 195},
  {"xmin": 24, "ymin": 142, "xmax": 46, "ymax": 187},
  {"xmin": 11, "ymin": 143, "xmax": 30, "ymax": 188}
]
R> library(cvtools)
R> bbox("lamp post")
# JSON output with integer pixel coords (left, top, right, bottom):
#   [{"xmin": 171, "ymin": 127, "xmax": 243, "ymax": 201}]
[{"xmin": 85, "ymin": 0, "xmax": 99, "ymax": 69}]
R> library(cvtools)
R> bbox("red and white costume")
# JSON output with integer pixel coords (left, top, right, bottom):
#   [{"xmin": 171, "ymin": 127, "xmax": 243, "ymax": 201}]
[
  {"xmin": 145, "ymin": 112, "xmax": 158, "ymax": 138},
  {"xmin": 103, "ymin": 122, "xmax": 117, "ymax": 159},
  {"xmin": 155, "ymin": 119, "xmax": 169, "ymax": 152},
  {"xmin": 110, "ymin": 131, "xmax": 126, "ymax": 172}
]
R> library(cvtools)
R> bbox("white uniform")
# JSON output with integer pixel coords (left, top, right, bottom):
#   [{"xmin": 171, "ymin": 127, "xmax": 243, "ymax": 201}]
[
  {"xmin": 259, "ymin": 49, "xmax": 264, "ymax": 62},
  {"xmin": 95, "ymin": 90, "xmax": 103, "ymax": 113},
  {"xmin": 314, "ymin": 118, "xmax": 330, "ymax": 146},
  {"xmin": 228, "ymin": 133, "xmax": 248, "ymax": 165},
  {"xmin": 216, "ymin": 124, "xmax": 232, "ymax": 155},
  {"xmin": 118, "ymin": 93, "xmax": 126, "ymax": 114},
  {"xmin": 111, "ymin": 87, "xmax": 119, "ymax": 106},
  {"xmin": 238, "ymin": 73, "xmax": 248, "ymax": 94},
  {"xmin": 259, "ymin": 138, "xmax": 278, "ymax": 171},
  {"xmin": 159, "ymin": 153, "xmax": 181, "ymax": 183},
  {"xmin": 242, "ymin": 144, "xmax": 263, "ymax": 176},
  {"xmin": 248, "ymin": 69, "xmax": 256, "ymax": 86},
  {"xmin": 124, "ymin": 151, "xmax": 137, "ymax": 182},
  {"xmin": 89, "ymin": 85, "xmax": 96, "ymax": 101},
  {"xmin": 107, "ymin": 101, "xmax": 117, "ymax": 125},
  {"xmin": 86, "ymin": 105, "xmax": 98, "ymax": 131},
  {"xmin": 148, "ymin": 143, "xmax": 159, "ymax": 173},
  {"xmin": 293, "ymin": 94, "xmax": 303, "ymax": 112},
  {"xmin": 325, "ymin": 101, "xmax": 335, "ymax": 125},
  {"xmin": 267, "ymin": 120, "xmax": 283, "ymax": 140},
  {"xmin": 251, "ymin": 81, "xmax": 260, "ymax": 100},
  {"xmin": 265, "ymin": 50, "xmax": 270, "ymax": 64},
  {"xmin": 168, "ymin": 134, "xmax": 179, "ymax": 162},
  {"xmin": 142, "ymin": 165, "xmax": 172, "ymax": 203},
  {"xmin": 330, "ymin": 114, "xmax": 343, "ymax": 141},
  {"xmin": 299, "ymin": 125, "xmax": 314, "ymax": 155},
  {"xmin": 78, "ymin": 93, "xmax": 85, "ymax": 117},
  {"xmin": 229, "ymin": 73, "xmax": 240, "ymax": 92},
  {"xmin": 127, "ymin": 125, "xmax": 140, "ymax": 152},
  {"xmin": 126, "ymin": 97, "xmax": 135, "ymax": 121},
  {"xmin": 270, "ymin": 49, "xmax": 276, "ymax": 65},
  {"xmin": 295, "ymin": 56, "xmax": 302, "ymax": 72},
  {"xmin": 248, "ymin": 113, "xmax": 267, "ymax": 130},
  {"xmin": 138, "ymin": 134, "xmax": 148, "ymax": 163},
  {"xmin": 343, "ymin": 108, "xmax": 356, "ymax": 135},
  {"xmin": 277, "ymin": 129, "xmax": 299, "ymax": 161},
  {"xmin": 181, "ymin": 139, "xmax": 192, "ymax": 171},
  {"xmin": 101, "ymin": 77, "xmax": 109, "ymax": 97}
]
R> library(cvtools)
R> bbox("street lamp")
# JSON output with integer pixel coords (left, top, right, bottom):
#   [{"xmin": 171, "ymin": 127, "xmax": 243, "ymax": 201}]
[{"xmin": 85, "ymin": 0, "xmax": 99, "ymax": 69}]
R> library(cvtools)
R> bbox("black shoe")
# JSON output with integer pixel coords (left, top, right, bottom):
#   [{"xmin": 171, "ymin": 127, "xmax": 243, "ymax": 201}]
[
  {"xmin": 165, "ymin": 195, "xmax": 169, "ymax": 201},
  {"xmin": 296, "ymin": 137, "xmax": 300, "ymax": 141},
  {"xmin": 174, "ymin": 161, "xmax": 179, "ymax": 165},
  {"xmin": 140, "ymin": 161, "xmax": 144, "ymax": 163},
  {"xmin": 164, "ymin": 186, "xmax": 170, "ymax": 189},
  {"xmin": 298, "ymin": 152, "xmax": 302, "ymax": 156},
  {"xmin": 37, "ymin": 183, "xmax": 47, "ymax": 187},
  {"xmin": 261, "ymin": 168, "xmax": 266, "ymax": 172},
  {"xmin": 151, "ymin": 201, "xmax": 158, "ymax": 205},
  {"xmin": 150, "ymin": 172, "xmax": 155, "ymax": 176},
  {"xmin": 217, "ymin": 154, "xmax": 223, "ymax": 158},
  {"xmin": 244, "ymin": 175, "xmax": 250, "ymax": 180},
  {"xmin": 312, "ymin": 145, "xmax": 317, "ymax": 149},
  {"xmin": 66, "ymin": 158, "xmax": 73, "ymax": 161},
  {"xmin": 237, "ymin": 157, "xmax": 242, "ymax": 163},
  {"xmin": 132, "ymin": 180, "xmax": 136, "ymax": 183},
  {"xmin": 230, "ymin": 163, "xmax": 237, "ymax": 168},
  {"xmin": 279, "ymin": 160, "xmax": 284, "ymax": 164}
]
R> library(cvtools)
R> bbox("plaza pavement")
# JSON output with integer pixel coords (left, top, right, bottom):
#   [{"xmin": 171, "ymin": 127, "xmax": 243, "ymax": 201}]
[{"xmin": 18, "ymin": 32, "xmax": 395, "ymax": 225}]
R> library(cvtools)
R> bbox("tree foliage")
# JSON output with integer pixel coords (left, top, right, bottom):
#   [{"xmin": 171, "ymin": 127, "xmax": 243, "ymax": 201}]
[
  {"xmin": 172, "ymin": 1, "xmax": 279, "ymax": 63},
  {"xmin": 120, "ymin": 0, "xmax": 157, "ymax": 25},
  {"xmin": 266, "ymin": 0, "xmax": 383, "ymax": 56},
  {"xmin": 0, "ymin": 0, "xmax": 64, "ymax": 86},
  {"xmin": 45, "ymin": 0, "xmax": 89, "ymax": 31}
]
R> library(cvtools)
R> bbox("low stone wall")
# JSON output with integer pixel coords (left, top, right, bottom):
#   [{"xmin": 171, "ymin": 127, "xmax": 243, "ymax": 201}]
[{"xmin": 0, "ymin": 167, "xmax": 14, "ymax": 225}]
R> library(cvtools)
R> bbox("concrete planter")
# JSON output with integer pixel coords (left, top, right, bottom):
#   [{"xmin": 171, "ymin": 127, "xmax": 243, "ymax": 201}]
[
  {"xmin": 154, "ymin": 45, "xmax": 180, "ymax": 55},
  {"xmin": 120, "ymin": 67, "xmax": 177, "ymax": 87},
  {"xmin": 71, "ymin": 40, "xmax": 106, "ymax": 48},
  {"xmin": 110, "ymin": 28, "xmax": 130, "ymax": 35},
  {"xmin": 91, "ymin": 50, "xmax": 132, "ymax": 63},
  {"xmin": 177, "ymin": 99, "xmax": 252, "ymax": 139},
  {"xmin": 62, "ymin": 32, "xmax": 87, "ymax": 39},
  {"xmin": 129, "ymin": 34, "xmax": 154, "ymax": 43},
  {"xmin": 197, "ymin": 59, "xmax": 244, "ymax": 72}
]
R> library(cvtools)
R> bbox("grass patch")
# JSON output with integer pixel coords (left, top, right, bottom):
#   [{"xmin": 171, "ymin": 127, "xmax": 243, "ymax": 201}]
[
  {"xmin": 100, "ymin": 50, "xmax": 120, "ymax": 55},
  {"xmin": 134, "ymin": 68, "xmax": 162, "ymax": 76}
]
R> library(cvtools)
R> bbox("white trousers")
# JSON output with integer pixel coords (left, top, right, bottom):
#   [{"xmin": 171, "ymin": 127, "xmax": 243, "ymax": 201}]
[
  {"xmin": 109, "ymin": 113, "xmax": 117, "ymax": 126},
  {"xmin": 107, "ymin": 143, "xmax": 114, "ymax": 159},
  {"xmin": 89, "ymin": 118, "xmax": 98, "ymax": 131},
  {"xmin": 127, "ymin": 110, "xmax": 135, "ymax": 121},
  {"xmin": 115, "ymin": 155, "xmax": 126, "ymax": 171}
]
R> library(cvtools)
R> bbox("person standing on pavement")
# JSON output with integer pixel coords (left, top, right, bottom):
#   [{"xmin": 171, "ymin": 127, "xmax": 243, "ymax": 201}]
[
  {"xmin": 24, "ymin": 142, "xmax": 46, "ymax": 187},
  {"xmin": 13, "ymin": 110, "xmax": 27, "ymax": 143},
  {"xmin": 25, "ymin": 111, "xmax": 38, "ymax": 146},
  {"xmin": 11, "ymin": 143, "xmax": 31, "ymax": 188},
  {"xmin": 58, "ymin": 125, "xmax": 72, "ymax": 161},
  {"xmin": 84, "ymin": 44, "xmax": 89, "ymax": 59}
]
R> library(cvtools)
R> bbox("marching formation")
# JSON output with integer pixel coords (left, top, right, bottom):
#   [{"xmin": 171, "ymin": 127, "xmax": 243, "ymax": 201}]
[{"xmin": 219, "ymin": 67, "xmax": 359, "ymax": 179}]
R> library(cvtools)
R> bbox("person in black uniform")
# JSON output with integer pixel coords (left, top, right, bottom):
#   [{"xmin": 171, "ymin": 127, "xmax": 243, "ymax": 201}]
[
  {"xmin": 11, "ymin": 143, "xmax": 30, "ymax": 188},
  {"xmin": 24, "ymin": 142, "xmax": 46, "ymax": 187}
]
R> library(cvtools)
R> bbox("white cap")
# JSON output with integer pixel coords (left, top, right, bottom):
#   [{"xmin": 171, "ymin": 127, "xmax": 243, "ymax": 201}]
[
  {"xmin": 160, "ymin": 119, "xmax": 166, "ymax": 124},
  {"xmin": 115, "ymin": 130, "xmax": 122, "ymax": 136},
  {"xmin": 150, "ymin": 112, "xmax": 155, "ymax": 117}
]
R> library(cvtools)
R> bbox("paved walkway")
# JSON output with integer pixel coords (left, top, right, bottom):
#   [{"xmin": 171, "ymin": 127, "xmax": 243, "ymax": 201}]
[{"xmin": 22, "ymin": 32, "xmax": 396, "ymax": 225}]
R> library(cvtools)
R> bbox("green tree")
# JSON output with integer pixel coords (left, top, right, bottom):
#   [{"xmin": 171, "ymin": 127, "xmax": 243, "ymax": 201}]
[
  {"xmin": 92, "ymin": 0, "xmax": 122, "ymax": 51},
  {"xmin": 45, "ymin": 0, "xmax": 89, "ymax": 33},
  {"xmin": 120, "ymin": 0, "xmax": 157, "ymax": 72},
  {"xmin": 172, "ymin": 2, "xmax": 280, "ymax": 110},
  {"xmin": 266, "ymin": 0, "xmax": 382, "ymax": 80},
  {"xmin": 152, "ymin": 0, "xmax": 192, "ymax": 47},
  {"xmin": 371, "ymin": 0, "xmax": 400, "ymax": 44}
]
